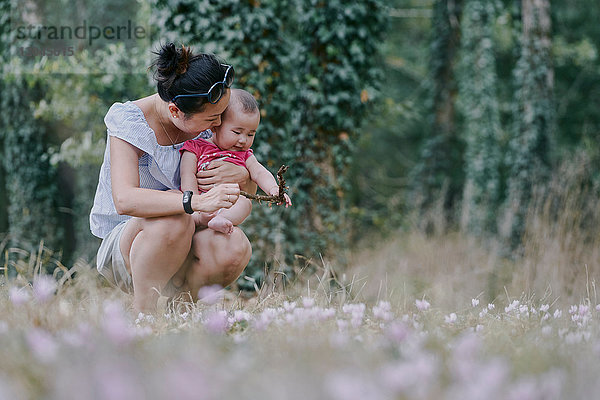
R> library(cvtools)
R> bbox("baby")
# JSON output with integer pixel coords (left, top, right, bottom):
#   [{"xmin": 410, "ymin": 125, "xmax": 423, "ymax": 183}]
[{"xmin": 180, "ymin": 88, "xmax": 292, "ymax": 234}]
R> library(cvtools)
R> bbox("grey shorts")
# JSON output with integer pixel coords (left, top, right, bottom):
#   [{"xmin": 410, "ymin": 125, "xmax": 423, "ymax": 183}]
[{"xmin": 96, "ymin": 220, "xmax": 133, "ymax": 293}]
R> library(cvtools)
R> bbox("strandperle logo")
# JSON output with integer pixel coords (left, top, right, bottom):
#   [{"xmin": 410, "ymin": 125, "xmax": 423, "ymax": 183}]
[
  {"xmin": 15, "ymin": 20, "xmax": 148, "ymax": 46},
  {"xmin": 8, "ymin": 0, "xmax": 151, "ymax": 73}
]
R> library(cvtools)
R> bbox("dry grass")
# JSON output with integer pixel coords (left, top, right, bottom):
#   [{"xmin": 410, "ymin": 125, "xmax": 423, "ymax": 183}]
[{"xmin": 0, "ymin": 156, "xmax": 599, "ymax": 399}]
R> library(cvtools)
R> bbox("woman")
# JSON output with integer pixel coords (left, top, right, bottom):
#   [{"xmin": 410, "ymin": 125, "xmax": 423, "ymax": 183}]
[{"xmin": 90, "ymin": 43, "xmax": 254, "ymax": 312}]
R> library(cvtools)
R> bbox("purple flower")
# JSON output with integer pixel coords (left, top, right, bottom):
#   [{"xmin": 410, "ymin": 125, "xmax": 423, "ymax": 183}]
[
  {"xmin": 283, "ymin": 301, "xmax": 297, "ymax": 312},
  {"xmin": 161, "ymin": 362, "xmax": 212, "ymax": 400},
  {"xmin": 204, "ymin": 310, "xmax": 229, "ymax": 334},
  {"xmin": 33, "ymin": 275, "xmax": 57, "ymax": 303},
  {"xmin": 95, "ymin": 361, "xmax": 145, "ymax": 400},
  {"xmin": 9, "ymin": 287, "xmax": 30, "ymax": 306},
  {"xmin": 198, "ymin": 284, "xmax": 224, "ymax": 305},
  {"xmin": 26, "ymin": 328, "xmax": 58, "ymax": 363},
  {"xmin": 302, "ymin": 297, "xmax": 315, "ymax": 308},
  {"xmin": 505, "ymin": 300, "xmax": 520, "ymax": 313},
  {"xmin": 373, "ymin": 301, "xmax": 393, "ymax": 321},
  {"xmin": 102, "ymin": 301, "xmax": 136, "ymax": 346},
  {"xmin": 445, "ymin": 313, "xmax": 457, "ymax": 324},
  {"xmin": 415, "ymin": 299, "xmax": 430, "ymax": 311},
  {"xmin": 385, "ymin": 321, "xmax": 409, "ymax": 344},
  {"xmin": 326, "ymin": 371, "xmax": 386, "ymax": 400},
  {"xmin": 380, "ymin": 354, "xmax": 439, "ymax": 397}
]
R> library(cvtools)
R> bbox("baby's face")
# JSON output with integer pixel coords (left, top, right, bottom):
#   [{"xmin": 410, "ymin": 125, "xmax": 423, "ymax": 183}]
[{"xmin": 212, "ymin": 110, "xmax": 260, "ymax": 152}]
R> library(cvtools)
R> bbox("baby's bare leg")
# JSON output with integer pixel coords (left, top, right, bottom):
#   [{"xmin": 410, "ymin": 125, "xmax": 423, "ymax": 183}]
[
  {"xmin": 207, "ymin": 197, "xmax": 252, "ymax": 234},
  {"xmin": 208, "ymin": 214, "xmax": 234, "ymax": 234}
]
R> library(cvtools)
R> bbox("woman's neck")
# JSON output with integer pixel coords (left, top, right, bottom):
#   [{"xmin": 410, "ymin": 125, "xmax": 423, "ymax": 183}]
[{"xmin": 153, "ymin": 95, "xmax": 183, "ymax": 146}]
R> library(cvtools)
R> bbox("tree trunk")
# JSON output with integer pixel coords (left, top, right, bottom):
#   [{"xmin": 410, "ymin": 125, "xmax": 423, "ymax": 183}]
[
  {"xmin": 412, "ymin": 0, "xmax": 464, "ymax": 234},
  {"xmin": 502, "ymin": 0, "xmax": 554, "ymax": 253}
]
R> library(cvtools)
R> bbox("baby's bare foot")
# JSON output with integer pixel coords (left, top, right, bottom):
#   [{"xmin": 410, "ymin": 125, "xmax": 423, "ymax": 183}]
[{"xmin": 208, "ymin": 215, "xmax": 234, "ymax": 234}]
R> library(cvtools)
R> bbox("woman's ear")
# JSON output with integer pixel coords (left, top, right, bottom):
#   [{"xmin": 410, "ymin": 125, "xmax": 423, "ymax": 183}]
[{"xmin": 168, "ymin": 103, "xmax": 183, "ymax": 119}]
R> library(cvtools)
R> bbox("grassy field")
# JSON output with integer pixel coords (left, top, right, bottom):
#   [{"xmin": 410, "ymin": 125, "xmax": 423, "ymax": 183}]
[{"xmin": 1, "ymin": 227, "xmax": 600, "ymax": 400}]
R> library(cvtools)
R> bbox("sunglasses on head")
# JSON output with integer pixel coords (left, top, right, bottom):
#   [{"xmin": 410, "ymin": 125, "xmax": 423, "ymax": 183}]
[{"xmin": 171, "ymin": 64, "xmax": 234, "ymax": 105}]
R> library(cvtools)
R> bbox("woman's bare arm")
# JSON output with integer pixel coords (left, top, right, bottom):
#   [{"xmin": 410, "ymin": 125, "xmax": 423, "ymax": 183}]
[{"xmin": 110, "ymin": 136, "xmax": 239, "ymax": 217}]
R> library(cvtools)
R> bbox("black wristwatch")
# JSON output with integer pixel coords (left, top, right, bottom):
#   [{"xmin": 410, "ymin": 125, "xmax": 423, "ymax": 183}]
[{"xmin": 182, "ymin": 191, "xmax": 194, "ymax": 214}]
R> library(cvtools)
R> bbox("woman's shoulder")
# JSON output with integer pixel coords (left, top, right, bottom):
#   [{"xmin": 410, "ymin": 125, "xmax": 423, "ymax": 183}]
[
  {"xmin": 104, "ymin": 101, "xmax": 156, "ymax": 149},
  {"xmin": 104, "ymin": 101, "xmax": 148, "ymax": 129}
]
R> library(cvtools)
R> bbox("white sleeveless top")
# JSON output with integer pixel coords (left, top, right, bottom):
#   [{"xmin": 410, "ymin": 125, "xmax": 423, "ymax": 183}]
[{"xmin": 89, "ymin": 101, "xmax": 211, "ymax": 239}]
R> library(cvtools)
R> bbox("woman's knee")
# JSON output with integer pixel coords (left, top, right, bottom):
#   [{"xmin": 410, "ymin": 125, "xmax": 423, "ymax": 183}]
[
  {"xmin": 188, "ymin": 228, "xmax": 251, "ymax": 284},
  {"xmin": 221, "ymin": 228, "xmax": 252, "ymax": 267},
  {"xmin": 142, "ymin": 214, "xmax": 195, "ymax": 244}
]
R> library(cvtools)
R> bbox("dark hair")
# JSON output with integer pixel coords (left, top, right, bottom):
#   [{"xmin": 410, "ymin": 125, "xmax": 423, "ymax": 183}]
[
  {"xmin": 150, "ymin": 43, "xmax": 228, "ymax": 115},
  {"xmin": 230, "ymin": 88, "xmax": 259, "ymax": 114}
]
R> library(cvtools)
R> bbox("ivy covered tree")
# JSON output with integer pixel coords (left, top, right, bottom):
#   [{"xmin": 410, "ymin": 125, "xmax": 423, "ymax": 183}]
[
  {"xmin": 411, "ymin": 0, "xmax": 464, "ymax": 234},
  {"xmin": 457, "ymin": 0, "xmax": 502, "ymax": 236},
  {"xmin": 0, "ymin": 78, "xmax": 63, "ymax": 254},
  {"xmin": 151, "ymin": 0, "xmax": 387, "ymax": 283},
  {"xmin": 502, "ymin": 0, "xmax": 553, "ymax": 251},
  {"xmin": 0, "ymin": 0, "xmax": 9, "ymax": 235},
  {"xmin": 0, "ymin": 0, "xmax": 63, "ymax": 254}
]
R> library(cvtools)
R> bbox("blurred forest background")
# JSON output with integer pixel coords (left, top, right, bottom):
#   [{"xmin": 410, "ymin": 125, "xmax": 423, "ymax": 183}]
[{"xmin": 0, "ymin": 0, "xmax": 599, "ymax": 292}]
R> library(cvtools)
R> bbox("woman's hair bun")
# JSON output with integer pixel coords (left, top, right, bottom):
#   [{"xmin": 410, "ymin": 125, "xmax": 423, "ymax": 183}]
[
  {"xmin": 151, "ymin": 43, "xmax": 194, "ymax": 88},
  {"xmin": 151, "ymin": 42, "xmax": 227, "ymax": 114}
]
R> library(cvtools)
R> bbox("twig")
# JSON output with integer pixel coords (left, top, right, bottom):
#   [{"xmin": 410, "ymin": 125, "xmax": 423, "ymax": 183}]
[{"xmin": 241, "ymin": 165, "xmax": 289, "ymax": 204}]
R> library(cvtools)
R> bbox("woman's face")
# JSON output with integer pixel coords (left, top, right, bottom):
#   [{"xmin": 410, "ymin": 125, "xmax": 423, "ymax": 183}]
[{"xmin": 170, "ymin": 89, "xmax": 231, "ymax": 134}]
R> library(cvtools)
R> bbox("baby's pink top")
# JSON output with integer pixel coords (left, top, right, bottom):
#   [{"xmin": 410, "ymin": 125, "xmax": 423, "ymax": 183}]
[{"xmin": 180, "ymin": 138, "xmax": 254, "ymax": 172}]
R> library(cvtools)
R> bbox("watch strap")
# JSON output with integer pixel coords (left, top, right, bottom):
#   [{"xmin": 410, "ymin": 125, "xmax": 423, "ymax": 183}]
[{"xmin": 182, "ymin": 191, "xmax": 194, "ymax": 214}]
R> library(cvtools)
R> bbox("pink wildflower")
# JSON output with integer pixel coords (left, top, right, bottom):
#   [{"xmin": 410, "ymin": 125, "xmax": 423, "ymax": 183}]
[
  {"xmin": 95, "ymin": 361, "xmax": 145, "ymax": 400},
  {"xmin": 204, "ymin": 310, "xmax": 229, "ymax": 334},
  {"xmin": 385, "ymin": 321, "xmax": 409, "ymax": 344},
  {"xmin": 415, "ymin": 299, "xmax": 430, "ymax": 311},
  {"xmin": 283, "ymin": 301, "xmax": 297, "ymax": 312},
  {"xmin": 9, "ymin": 287, "xmax": 30, "ymax": 306},
  {"xmin": 373, "ymin": 301, "xmax": 393, "ymax": 321},
  {"xmin": 33, "ymin": 275, "xmax": 57, "ymax": 303},
  {"xmin": 302, "ymin": 297, "xmax": 315, "ymax": 308},
  {"xmin": 161, "ymin": 361, "xmax": 211, "ymax": 400},
  {"xmin": 444, "ymin": 313, "xmax": 457, "ymax": 324},
  {"xmin": 26, "ymin": 328, "xmax": 58, "ymax": 363},
  {"xmin": 505, "ymin": 300, "xmax": 520, "ymax": 313},
  {"xmin": 102, "ymin": 301, "xmax": 136, "ymax": 346},
  {"xmin": 326, "ymin": 371, "xmax": 386, "ymax": 400},
  {"xmin": 198, "ymin": 284, "xmax": 224, "ymax": 305}
]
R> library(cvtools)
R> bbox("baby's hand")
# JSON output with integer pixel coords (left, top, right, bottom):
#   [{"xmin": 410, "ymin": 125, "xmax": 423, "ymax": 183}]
[
  {"xmin": 268, "ymin": 187, "xmax": 292, "ymax": 208},
  {"xmin": 281, "ymin": 193, "xmax": 292, "ymax": 208}
]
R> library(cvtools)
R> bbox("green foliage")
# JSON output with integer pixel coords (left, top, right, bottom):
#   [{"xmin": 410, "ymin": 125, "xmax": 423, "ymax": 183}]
[
  {"xmin": 0, "ymin": 0, "xmax": 62, "ymax": 254},
  {"xmin": 0, "ymin": 0, "xmax": 9, "ymax": 234},
  {"xmin": 0, "ymin": 0, "xmax": 151, "ymax": 263},
  {"xmin": 411, "ymin": 0, "xmax": 465, "ymax": 233},
  {"xmin": 152, "ymin": 0, "xmax": 387, "ymax": 285},
  {"xmin": 502, "ymin": 0, "xmax": 553, "ymax": 251},
  {"xmin": 457, "ymin": 0, "xmax": 502, "ymax": 236},
  {"xmin": 0, "ymin": 78, "xmax": 63, "ymax": 254}
]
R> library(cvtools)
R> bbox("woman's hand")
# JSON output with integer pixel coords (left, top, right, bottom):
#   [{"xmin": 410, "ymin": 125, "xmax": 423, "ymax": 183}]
[
  {"xmin": 192, "ymin": 183, "xmax": 240, "ymax": 213},
  {"xmin": 196, "ymin": 160, "xmax": 250, "ymax": 192}
]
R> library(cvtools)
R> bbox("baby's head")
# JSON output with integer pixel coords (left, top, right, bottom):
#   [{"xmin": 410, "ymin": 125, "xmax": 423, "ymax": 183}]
[{"xmin": 212, "ymin": 89, "xmax": 260, "ymax": 152}]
